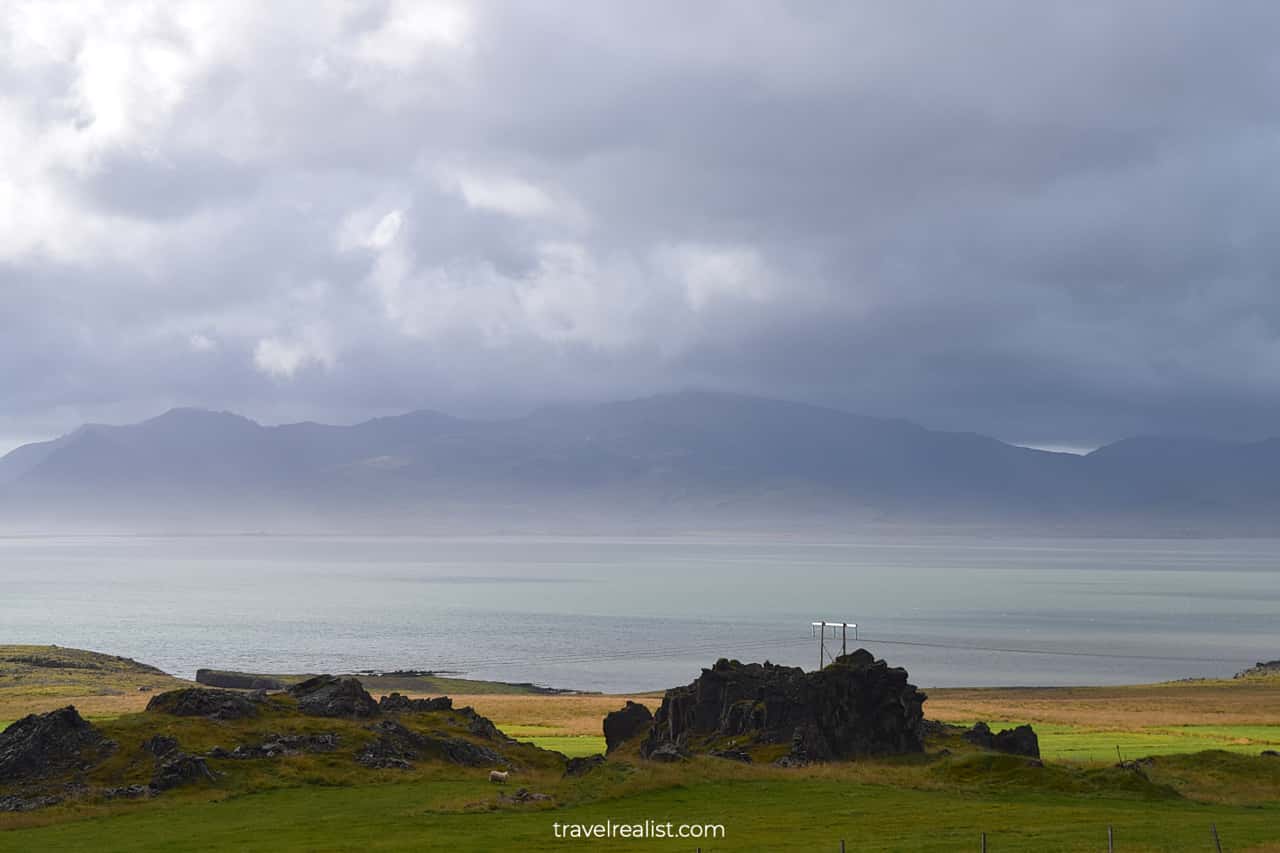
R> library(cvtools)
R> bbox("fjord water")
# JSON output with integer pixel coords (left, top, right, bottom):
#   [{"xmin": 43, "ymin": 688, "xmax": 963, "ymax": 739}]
[{"xmin": 2, "ymin": 535, "xmax": 1277, "ymax": 692}]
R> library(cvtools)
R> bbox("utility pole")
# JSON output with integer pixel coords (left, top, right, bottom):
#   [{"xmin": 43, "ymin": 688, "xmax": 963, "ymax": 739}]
[{"xmin": 811, "ymin": 620, "xmax": 857, "ymax": 668}]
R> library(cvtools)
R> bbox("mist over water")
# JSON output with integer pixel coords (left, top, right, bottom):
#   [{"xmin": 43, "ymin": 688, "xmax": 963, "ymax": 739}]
[{"xmin": 3, "ymin": 535, "xmax": 1277, "ymax": 693}]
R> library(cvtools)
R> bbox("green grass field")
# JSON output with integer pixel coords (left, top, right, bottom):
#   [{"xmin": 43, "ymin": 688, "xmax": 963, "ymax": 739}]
[
  {"xmin": 6, "ymin": 648, "xmax": 1280, "ymax": 851},
  {"xmin": 6, "ymin": 775, "xmax": 1280, "ymax": 852},
  {"xmin": 979, "ymin": 720, "xmax": 1280, "ymax": 763},
  {"xmin": 500, "ymin": 724, "xmax": 607, "ymax": 758}
]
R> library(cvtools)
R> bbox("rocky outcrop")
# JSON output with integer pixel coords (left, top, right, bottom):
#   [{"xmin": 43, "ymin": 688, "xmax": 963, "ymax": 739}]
[
  {"xmin": 145, "ymin": 688, "xmax": 263, "ymax": 720},
  {"xmin": 208, "ymin": 733, "xmax": 339, "ymax": 760},
  {"xmin": 604, "ymin": 701, "xmax": 653, "ymax": 753},
  {"xmin": 499, "ymin": 787, "xmax": 552, "ymax": 803},
  {"xmin": 0, "ymin": 706, "xmax": 116, "ymax": 781},
  {"xmin": 356, "ymin": 720, "xmax": 503, "ymax": 769},
  {"xmin": 564, "ymin": 754, "xmax": 605, "ymax": 777},
  {"xmin": 379, "ymin": 693, "xmax": 453, "ymax": 713},
  {"xmin": 456, "ymin": 706, "xmax": 512, "ymax": 742},
  {"xmin": 0, "ymin": 794, "xmax": 63, "ymax": 812},
  {"xmin": 964, "ymin": 722, "xmax": 1040, "ymax": 758},
  {"xmin": 639, "ymin": 650, "xmax": 926, "ymax": 763},
  {"xmin": 288, "ymin": 676, "xmax": 379, "ymax": 718},
  {"xmin": 1237, "ymin": 660, "xmax": 1280, "ymax": 679},
  {"xmin": 140, "ymin": 735, "xmax": 179, "ymax": 758},
  {"xmin": 195, "ymin": 669, "xmax": 285, "ymax": 691},
  {"xmin": 151, "ymin": 753, "xmax": 217, "ymax": 790}
]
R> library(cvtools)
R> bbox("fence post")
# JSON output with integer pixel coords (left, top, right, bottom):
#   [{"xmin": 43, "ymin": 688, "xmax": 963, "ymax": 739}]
[
  {"xmin": 980, "ymin": 831, "xmax": 987, "ymax": 852},
  {"xmin": 840, "ymin": 841, "xmax": 846, "ymax": 853},
  {"xmin": 1211, "ymin": 824, "xmax": 1223, "ymax": 853},
  {"xmin": 1107, "ymin": 825, "xmax": 1114, "ymax": 852}
]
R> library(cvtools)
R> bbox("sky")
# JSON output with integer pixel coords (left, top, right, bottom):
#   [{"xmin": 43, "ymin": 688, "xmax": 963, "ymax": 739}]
[{"xmin": 3, "ymin": 1, "xmax": 1280, "ymax": 454}]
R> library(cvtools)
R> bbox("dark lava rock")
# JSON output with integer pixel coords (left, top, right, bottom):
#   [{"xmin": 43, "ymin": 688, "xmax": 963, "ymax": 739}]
[
  {"xmin": 140, "ymin": 735, "xmax": 179, "ymax": 758},
  {"xmin": 710, "ymin": 748, "xmax": 753, "ymax": 763},
  {"xmin": 645, "ymin": 743, "xmax": 685, "ymax": 763},
  {"xmin": 604, "ymin": 701, "xmax": 653, "ymax": 753},
  {"xmin": 145, "ymin": 688, "xmax": 263, "ymax": 720},
  {"xmin": 288, "ymin": 676, "xmax": 380, "ymax": 718},
  {"xmin": 102, "ymin": 785, "xmax": 150, "ymax": 800},
  {"xmin": 195, "ymin": 669, "xmax": 285, "ymax": 691},
  {"xmin": 355, "ymin": 720, "xmax": 426, "ymax": 769},
  {"xmin": 1262, "ymin": 750, "xmax": 1278, "ymax": 758},
  {"xmin": 0, "ymin": 706, "xmax": 116, "ymax": 781},
  {"xmin": 431, "ymin": 734, "xmax": 504, "ymax": 766},
  {"xmin": 151, "ymin": 753, "xmax": 217, "ymax": 790},
  {"xmin": 0, "ymin": 794, "xmax": 62, "ymax": 812},
  {"xmin": 379, "ymin": 692, "xmax": 453, "ymax": 713},
  {"xmin": 773, "ymin": 754, "xmax": 808, "ymax": 768},
  {"xmin": 355, "ymin": 720, "xmax": 503, "ymax": 769},
  {"xmin": 640, "ymin": 650, "xmax": 926, "ymax": 764},
  {"xmin": 501, "ymin": 787, "xmax": 552, "ymax": 803},
  {"xmin": 964, "ymin": 722, "xmax": 1041, "ymax": 758},
  {"xmin": 564, "ymin": 754, "xmax": 606, "ymax": 777},
  {"xmin": 456, "ymin": 706, "xmax": 512, "ymax": 742},
  {"xmin": 220, "ymin": 732, "xmax": 340, "ymax": 759}
]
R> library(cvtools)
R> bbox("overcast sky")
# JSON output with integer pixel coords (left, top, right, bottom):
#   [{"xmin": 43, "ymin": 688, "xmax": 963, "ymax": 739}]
[{"xmin": 3, "ymin": 1, "xmax": 1280, "ymax": 453}]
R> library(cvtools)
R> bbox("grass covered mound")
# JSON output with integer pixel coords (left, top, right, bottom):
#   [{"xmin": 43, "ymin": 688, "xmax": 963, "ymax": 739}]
[
  {"xmin": 0, "ymin": 646, "xmax": 184, "ymax": 698},
  {"xmin": 0, "ymin": 681, "xmax": 565, "ymax": 818}
]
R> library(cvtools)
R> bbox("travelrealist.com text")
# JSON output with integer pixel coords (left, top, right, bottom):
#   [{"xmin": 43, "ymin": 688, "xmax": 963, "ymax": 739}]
[{"xmin": 552, "ymin": 820, "xmax": 726, "ymax": 840}]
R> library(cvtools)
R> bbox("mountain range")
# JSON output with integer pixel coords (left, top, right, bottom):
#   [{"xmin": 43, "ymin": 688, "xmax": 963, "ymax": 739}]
[{"xmin": 3, "ymin": 391, "xmax": 1278, "ymax": 534}]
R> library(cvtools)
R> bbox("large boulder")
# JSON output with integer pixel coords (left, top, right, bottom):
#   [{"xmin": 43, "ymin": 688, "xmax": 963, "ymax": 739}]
[
  {"xmin": 603, "ymin": 701, "xmax": 653, "ymax": 753},
  {"xmin": 145, "ymin": 688, "xmax": 262, "ymax": 720},
  {"xmin": 150, "ymin": 753, "xmax": 217, "ymax": 790},
  {"xmin": 0, "ymin": 706, "xmax": 115, "ymax": 781},
  {"xmin": 564, "ymin": 754, "xmax": 606, "ymax": 777},
  {"xmin": 288, "ymin": 676, "xmax": 379, "ymax": 718},
  {"xmin": 964, "ymin": 722, "xmax": 1040, "ymax": 758},
  {"xmin": 640, "ymin": 650, "xmax": 926, "ymax": 763}
]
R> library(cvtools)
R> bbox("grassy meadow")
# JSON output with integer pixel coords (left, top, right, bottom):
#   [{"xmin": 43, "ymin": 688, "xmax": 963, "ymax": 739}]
[{"xmin": 3, "ymin": 647, "xmax": 1280, "ymax": 851}]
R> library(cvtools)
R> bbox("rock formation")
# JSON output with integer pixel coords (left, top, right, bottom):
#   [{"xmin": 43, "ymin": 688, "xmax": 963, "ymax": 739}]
[
  {"xmin": 150, "ymin": 753, "xmax": 217, "ymax": 790},
  {"xmin": 1236, "ymin": 660, "xmax": 1280, "ymax": 679},
  {"xmin": 287, "ymin": 676, "xmax": 380, "ymax": 718},
  {"xmin": 963, "ymin": 722, "xmax": 1040, "ymax": 758},
  {"xmin": 355, "ymin": 720, "xmax": 503, "ymax": 769},
  {"xmin": 145, "ymin": 688, "xmax": 263, "ymax": 720},
  {"xmin": 379, "ymin": 693, "xmax": 453, "ymax": 713},
  {"xmin": 603, "ymin": 701, "xmax": 653, "ymax": 753},
  {"xmin": 563, "ymin": 754, "xmax": 606, "ymax": 776},
  {"xmin": 0, "ymin": 706, "xmax": 115, "ymax": 781},
  {"xmin": 639, "ymin": 650, "xmax": 926, "ymax": 763},
  {"xmin": 208, "ymin": 732, "xmax": 339, "ymax": 760}
]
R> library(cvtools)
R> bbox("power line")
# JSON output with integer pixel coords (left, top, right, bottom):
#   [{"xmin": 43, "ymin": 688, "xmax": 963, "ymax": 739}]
[{"xmin": 408, "ymin": 630, "xmax": 1249, "ymax": 677}]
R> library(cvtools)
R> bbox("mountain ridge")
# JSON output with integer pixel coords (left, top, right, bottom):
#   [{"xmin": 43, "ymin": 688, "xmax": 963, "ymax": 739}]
[{"xmin": 3, "ymin": 391, "xmax": 1278, "ymax": 534}]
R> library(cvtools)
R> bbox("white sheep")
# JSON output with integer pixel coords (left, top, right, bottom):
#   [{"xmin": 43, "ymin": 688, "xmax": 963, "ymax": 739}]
[{"xmin": 488, "ymin": 769, "xmax": 510, "ymax": 784}]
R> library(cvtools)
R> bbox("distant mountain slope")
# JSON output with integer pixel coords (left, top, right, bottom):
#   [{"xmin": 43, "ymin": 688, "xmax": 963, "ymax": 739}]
[{"xmin": 3, "ymin": 391, "xmax": 1278, "ymax": 533}]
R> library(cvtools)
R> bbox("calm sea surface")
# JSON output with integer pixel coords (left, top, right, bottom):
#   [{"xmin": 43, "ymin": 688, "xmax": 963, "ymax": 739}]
[{"xmin": 2, "ymin": 535, "xmax": 1278, "ymax": 692}]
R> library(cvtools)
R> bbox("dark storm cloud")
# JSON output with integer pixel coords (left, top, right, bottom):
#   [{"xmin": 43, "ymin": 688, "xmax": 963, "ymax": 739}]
[{"xmin": 3, "ymin": 0, "xmax": 1280, "ymax": 450}]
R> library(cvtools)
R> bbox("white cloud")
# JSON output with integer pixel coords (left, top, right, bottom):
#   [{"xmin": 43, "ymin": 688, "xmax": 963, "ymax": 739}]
[
  {"xmin": 188, "ymin": 333, "xmax": 218, "ymax": 352},
  {"xmin": 352, "ymin": 0, "xmax": 474, "ymax": 68},
  {"xmin": 252, "ymin": 332, "xmax": 334, "ymax": 379},
  {"xmin": 656, "ymin": 244, "xmax": 774, "ymax": 310},
  {"xmin": 433, "ymin": 165, "xmax": 587, "ymax": 225}
]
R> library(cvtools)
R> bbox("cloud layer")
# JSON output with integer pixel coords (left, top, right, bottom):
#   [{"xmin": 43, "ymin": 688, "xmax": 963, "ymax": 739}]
[{"xmin": 4, "ymin": 0, "xmax": 1280, "ymax": 449}]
